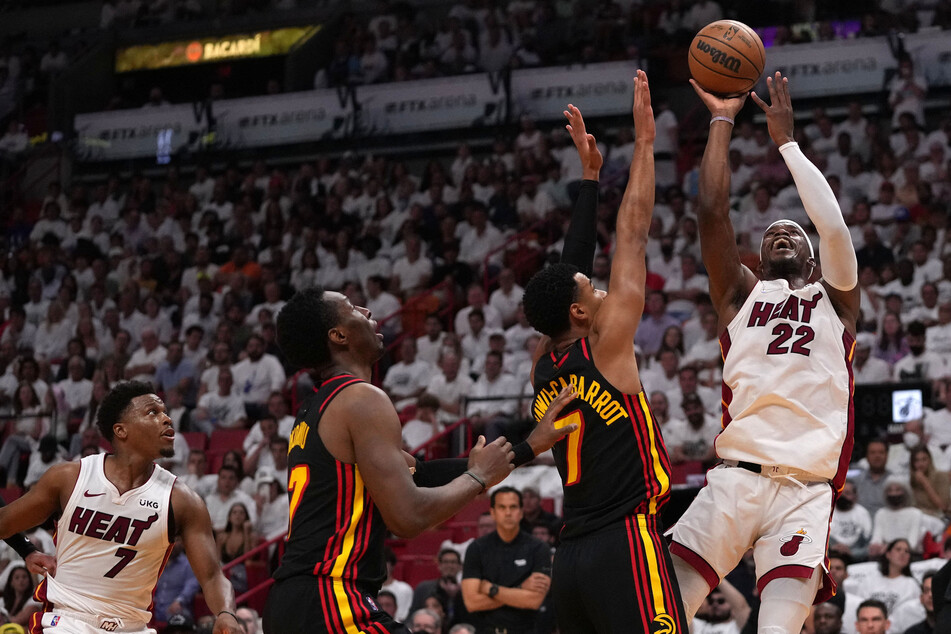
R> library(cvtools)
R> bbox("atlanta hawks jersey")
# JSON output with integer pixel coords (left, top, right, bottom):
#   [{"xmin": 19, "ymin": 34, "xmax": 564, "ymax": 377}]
[
  {"xmin": 532, "ymin": 337, "xmax": 672, "ymax": 539},
  {"xmin": 716, "ymin": 279, "xmax": 854, "ymax": 488},
  {"xmin": 37, "ymin": 453, "xmax": 176, "ymax": 625},
  {"xmin": 274, "ymin": 373, "xmax": 388, "ymax": 591}
]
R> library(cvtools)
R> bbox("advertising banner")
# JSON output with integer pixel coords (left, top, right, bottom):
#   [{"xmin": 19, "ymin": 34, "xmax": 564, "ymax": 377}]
[{"xmin": 510, "ymin": 61, "xmax": 637, "ymax": 119}]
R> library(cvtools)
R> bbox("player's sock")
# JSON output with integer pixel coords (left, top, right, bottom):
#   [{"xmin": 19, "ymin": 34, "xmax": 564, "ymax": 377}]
[
  {"xmin": 757, "ymin": 567, "xmax": 821, "ymax": 633},
  {"xmin": 671, "ymin": 553, "xmax": 714, "ymax": 620}
]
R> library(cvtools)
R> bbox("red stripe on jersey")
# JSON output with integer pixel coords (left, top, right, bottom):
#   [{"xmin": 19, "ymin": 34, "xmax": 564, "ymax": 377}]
[
  {"xmin": 147, "ymin": 542, "xmax": 176, "ymax": 614},
  {"xmin": 319, "ymin": 377, "xmax": 362, "ymax": 413},
  {"xmin": 625, "ymin": 394, "xmax": 656, "ymax": 503},
  {"xmin": 625, "ymin": 517, "xmax": 652, "ymax": 632},
  {"xmin": 816, "ymin": 494, "xmax": 838, "ymax": 604},
  {"xmin": 345, "ymin": 492, "xmax": 372, "ymax": 579},
  {"xmin": 344, "ymin": 579, "xmax": 371, "ymax": 625},
  {"xmin": 317, "ymin": 576, "xmax": 336, "ymax": 632},
  {"xmin": 670, "ymin": 541, "xmax": 719, "ymax": 592},
  {"xmin": 833, "ymin": 330, "xmax": 856, "ymax": 492},
  {"xmin": 318, "ymin": 462, "xmax": 356, "ymax": 575},
  {"xmin": 646, "ymin": 517, "xmax": 681, "ymax": 621},
  {"xmin": 757, "ymin": 564, "xmax": 815, "ymax": 595},
  {"xmin": 581, "ymin": 337, "xmax": 590, "ymax": 360},
  {"xmin": 30, "ymin": 580, "xmax": 51, "ymax": 634},
  {"xmin": 643, "ymin": 395, "xmax": 673, "ymax": 478}
]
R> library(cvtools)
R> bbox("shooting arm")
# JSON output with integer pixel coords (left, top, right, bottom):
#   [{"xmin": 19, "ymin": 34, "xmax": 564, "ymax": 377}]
[
  {"xmin": 560, "ymin": 180, "xmax": 599, "ymax": 275},
  {"xmin": 778, "ymin": 142, "xmax": 857, "ymax": 291}
]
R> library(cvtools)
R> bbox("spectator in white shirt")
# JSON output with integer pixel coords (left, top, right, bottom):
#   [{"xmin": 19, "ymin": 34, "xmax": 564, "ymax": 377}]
[
  {"xmin": 391, "ymin": 234, "xmax": 433, "ymax": 296},
  {"xmin": 488, "ymin": 268, "xmax": 524, "ymax": 329},
  {"xmin": 428, "ymin": 351, "xmax": 475, "ymax": 425},
  {"xmin": 34, "ymin": 301, "xmax": 73, "ymax": 365},
  {"xmin": 853, "ymin": 333, "xmax": 892, "ymax": 384},
  {"xmin": 454, "ymin": 284, "xmax": 503, "ymax": 337},
  {"xmin": 24, "ymin": 435, "xmax": 66, "ymax": 489},
  {"xmin": 54, "ymin": 355, "xmax": 93, "ymax": 421},
  {"xmin": 365, "ymin": 275, "xmax": 402, "ymax": 341},
  {"xmin": 0, "ymin": 306, "xmax": 37, "ymax": 352},
  {"xmin": 458, "ymin": 204, "xmax": 505, "ymax": 274},
  {"xmin": 893, "ymin": 321, "xmax": 947, "ymax": 383},
  {"xmin": 461, "ymin": 310, "xmax": 501, "ymax": 369},
  {"xmin": 124, "ymin": 327, "xmax": 166, "ymax": 384},
  {"xmin": 194, "ymin": 367, "xmax": 247, "ymax": 434},
  {"xmin": 664, "ymin": 393, "xmax": 720, "ymax": 465},
  {"xmin": 400, "ymin": 393, "xmax": 444, "ymax": 453},
  {"xmin": 870, "ymin": 479, "xmax": 929, "ymax": 555},
  {"xmin": 203, "ymin": 464, "xmax": 257, "ymax": 532},
  {"xmin": 416, "ymin": 315, "xmax": 447, "ymax": 366},
  {"xmin": 925, "ymin": 302, "xmax": 951, "ymax": 357},
  {"xmin": 830, "ymin": 481, "xmax": 874, "ymax": 561},
  {"xmin": 382, "ymin": 338, "xmax": 434, "ymax": 411},
  {"xmin": 230, "ymin": 334, "xmax": 286, "ymax": 422},
  {"xmin": 466, "ymin": 350, "xmax": 521, "ymax": 441}
]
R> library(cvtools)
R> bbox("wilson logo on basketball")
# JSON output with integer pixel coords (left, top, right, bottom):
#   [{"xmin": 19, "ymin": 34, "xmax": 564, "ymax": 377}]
[
  {"xmin": 693, "ymin": 41, "xmax": 742, "ymax": 74},
  {"xmin": 779, "ymin": 529, "xmax": 813, "ymax": 556}
]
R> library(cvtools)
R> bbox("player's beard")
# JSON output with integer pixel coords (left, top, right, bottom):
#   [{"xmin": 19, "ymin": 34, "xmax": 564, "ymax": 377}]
[{"xmin": 159, "ymin": 446, "xmax": 175, "ymax": 459}]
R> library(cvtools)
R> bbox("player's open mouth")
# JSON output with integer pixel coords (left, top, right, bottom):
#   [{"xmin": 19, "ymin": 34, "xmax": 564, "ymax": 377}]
[
  {"xmin": 773, "ymin": 237, "xmax": 793, "ymax": 250},
  {"xmin": 162, "ymin": 430, "xmax": 175, "ymax": 439}
]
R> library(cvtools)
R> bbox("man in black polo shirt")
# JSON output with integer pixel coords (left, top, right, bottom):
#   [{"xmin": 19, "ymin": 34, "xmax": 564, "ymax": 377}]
[{"xmin": 461, "ymin": 487, "xmax": 551, "ymax": 634}]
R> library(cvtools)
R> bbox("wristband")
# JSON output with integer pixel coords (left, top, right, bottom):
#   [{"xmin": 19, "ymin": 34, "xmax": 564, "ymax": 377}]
[
  {"xmin": 512, "ymin": 441, "xmax": 535, "ymax": 468},
  {"xmin": 710, "ymin": 116, "xmax": 735, "ymax": 126},
  {"xmin": 463, "ymin": 470, "xmax": 486, "ymax": 493},
  {"xmin": 7, "ymin": 534, "xmax": 37, "ymax": 561},
  {"xmin": 217, "ymin": 611, "xmax": 239, "ymax": 621}
]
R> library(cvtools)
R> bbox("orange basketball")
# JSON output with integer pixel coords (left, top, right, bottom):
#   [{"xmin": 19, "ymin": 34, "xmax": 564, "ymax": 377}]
[{"xmin": 688, "ymin": 20, "xmax": 766, "ymax": 96}]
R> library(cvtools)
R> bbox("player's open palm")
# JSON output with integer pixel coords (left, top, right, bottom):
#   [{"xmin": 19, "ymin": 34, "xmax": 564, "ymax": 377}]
[
  {"xmin": 632, "ymin": 70, "xmax": 655, "ymax": 142},
  {"xmin": 564, "ymin": 104, "xmax": 602, "ymax": 173},
  {"xmin": 468, "ymin": 436, "xmax": 515, "ymax": 487},
  {"xmin": 689, "ymin": 77, "xmax": 747, "ymax": 120},
  {"xmin": 750, "ymin": 72, "xmax": 795, "ymax": 146}
]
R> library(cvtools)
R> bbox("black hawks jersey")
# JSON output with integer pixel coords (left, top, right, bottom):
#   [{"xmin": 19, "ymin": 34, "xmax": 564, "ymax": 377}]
[
  {"xmin": 274, "ymin": 373, "xmax": 388, "ymax": 592},
  {"xmin": 532, "ymin": 337, "xmax": 673, "ymax": 539}
]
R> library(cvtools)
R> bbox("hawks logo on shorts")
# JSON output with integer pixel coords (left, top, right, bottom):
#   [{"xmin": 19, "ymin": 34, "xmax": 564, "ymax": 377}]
[
  {"xmin": 779, "ymin": 529, "xmax": 813, "ymax": 556},
  {"xmin": 649, "ymin": 613, "xmax": 677, "ymax": 634}
]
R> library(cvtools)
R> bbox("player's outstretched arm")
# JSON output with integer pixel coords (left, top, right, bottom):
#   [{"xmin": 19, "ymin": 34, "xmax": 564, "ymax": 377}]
[
  {"xmin": 343, "ymin": 384, "xmax": 513, "ymax": 538},
  {"xmin": 559, "ymin": 104, "xmax": 602, "ymax": 275},
  {"xmin": 690, "ymin": 79, "xmax": 758, "ymax": 320},
  {"xmin": 751, "ymin": 73, "xmax": 860, "ymax": 323},
  {"xmin": 0, "ymin": 462, "xmax": 76, "ymax": 540},
  {"xmin": 594, "ymin": 70, "xmax": 654, "ymax": 349},
  {"xmin": 173, "ymin": 484, "xmax": 240, "ymax": 634}
]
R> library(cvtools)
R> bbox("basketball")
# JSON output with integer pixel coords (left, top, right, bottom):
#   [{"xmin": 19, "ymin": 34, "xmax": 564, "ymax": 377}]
[{"xmin": 688, "ymin": 20, "xmax": 766, "ymax": 96}]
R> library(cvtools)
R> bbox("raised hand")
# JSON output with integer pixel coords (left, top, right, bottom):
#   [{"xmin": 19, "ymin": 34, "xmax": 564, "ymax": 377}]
[
  {"xmin": 632, "ymin": 70, "xmax": 655, "ymax": 142},
  {"xmin": 750, "ymin": 72, "xmax": 795, "ymax": 147},
  {"xmin": 468, "ymin": 436, "xmax": 515, "ymax": 488},
  {"xmin": 564, "ymin": 104, "xmax": 603, "ymax": 178},
  {"xmin": 689, "ymin": 78, "xmax": 748, "ymax": 120},
  {"xmin": 525, "ymin": 384, "xmax": 579, "ymax": 457}
]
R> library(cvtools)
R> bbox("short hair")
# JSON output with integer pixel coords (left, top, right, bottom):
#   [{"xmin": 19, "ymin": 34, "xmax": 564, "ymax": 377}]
[
  {"xmin": 217, "ymin": 464, "xmax": 239, "ymax": 478},
  {"xmin": 96, "ymin": 381, "xmax": 155, "ymax": 441},
  {"xmin": 491, "ymin": 486, "xmax": 522, "ymax": 507},
  {"xmin": 857, "ymin": 598, "xmax": 888, "ymax": 618},
  {"xmin": 523, "ymin": 263, "xmax": 580, "ymax": 337},
  {"xmin": 437, "ymin": 548, "xmax": 461, "ymax": 563},
  {"xmin": 276, "ymin": 287, "xmax": 341, "ymax": 369}
]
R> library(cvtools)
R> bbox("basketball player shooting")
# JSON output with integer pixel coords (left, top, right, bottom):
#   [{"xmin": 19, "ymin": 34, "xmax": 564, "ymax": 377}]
[
  {"xmin": 668, "ymin": 72, "xmax": 860, "ymax": 633},
  {"xmin": 0, "ymin": 381, "xmax": 240, "ymax": 634}
]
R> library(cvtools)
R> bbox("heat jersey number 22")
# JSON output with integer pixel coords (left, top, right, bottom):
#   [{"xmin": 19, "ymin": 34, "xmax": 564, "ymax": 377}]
[{"xmin": 766, "ymin": 324, "xmax": 814, "ymax": 356}]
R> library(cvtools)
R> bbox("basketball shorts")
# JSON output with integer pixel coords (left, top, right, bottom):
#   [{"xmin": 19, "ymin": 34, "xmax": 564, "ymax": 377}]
[
  {"xmin": 30, "ymin": 610, "xmax": 154, "ymax": 634},
  {"xmin": 263, "ymin": 574, "xmax": 409, "ymax": 634},
  {"xmin": 552, "ymin": 513, "xmax": 689, "ymax": 634},
  {"xmin": 669, "ymin": 464, "xmax": 837, "ymax": 602}
]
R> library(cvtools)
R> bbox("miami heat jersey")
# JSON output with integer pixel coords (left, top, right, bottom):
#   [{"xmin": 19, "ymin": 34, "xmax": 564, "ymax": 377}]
[
  {"xmin": 532, "ymin": 338, "xmax": 672, "ymax": 539},
  {"xmin": 274, "ymin": 373, "xmax": 388, "ymax": 591},
  {"xmin": 37, "ymin": 453, "xmax": 176, "ymax": 625},
  {"xmin": 717, "ymin": 279, "xmax": 854, "ymax": 488}
]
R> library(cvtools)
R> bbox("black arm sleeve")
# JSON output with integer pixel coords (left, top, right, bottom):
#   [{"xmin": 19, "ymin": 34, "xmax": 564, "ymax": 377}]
[
  {"xmin": 559, "ymin": 179, "xmax": 600, "ymax": 276},
  {"xmin": 0, "ymin": 497, "xmax": 38, "ymax": 560},
  {"xmin": 413, "ymin": 458, "xmax": 468, "ymax": 488}
]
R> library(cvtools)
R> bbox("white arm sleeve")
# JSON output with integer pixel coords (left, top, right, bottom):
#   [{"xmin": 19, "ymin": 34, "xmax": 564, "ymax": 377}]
[{"xmin": 779, "ymin": 141, "xmax": 858, "ymax": 290}]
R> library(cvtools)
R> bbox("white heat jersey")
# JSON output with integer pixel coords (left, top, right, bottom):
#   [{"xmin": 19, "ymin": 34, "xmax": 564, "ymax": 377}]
[
  {"xmin": 716, "ymin": 279, "xmax": 854, "ymax": 485},
  {"xmin": 40, "ymin": 453, "xmax": 176, "ymax": 625}
]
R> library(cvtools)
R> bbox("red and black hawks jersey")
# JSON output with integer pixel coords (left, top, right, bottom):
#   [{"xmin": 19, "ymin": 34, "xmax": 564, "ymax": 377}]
[
  {"xmin": 532, "ymin": 338, "xmax": 673, "ymax": 540},
  {"xmin": 274, "ymin": 373, "xmax": 388, "ymax": 592}
]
